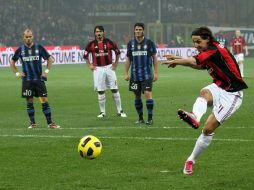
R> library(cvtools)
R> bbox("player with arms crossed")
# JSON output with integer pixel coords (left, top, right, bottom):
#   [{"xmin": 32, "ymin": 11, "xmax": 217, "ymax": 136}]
[
  {"xmin": 84, "ymin": 25, "xmax": 127, "ymax": 118},
  {"xmin": 124, "ymin": 23, "xmax": 158, "ymax": 125},
  {"xmin": 10, "ymin": 29, "xmax": 60, "ymax": 129},
  {"xmin": 162, "ymin": 26, "xmax": 247, "ymax": 175}
]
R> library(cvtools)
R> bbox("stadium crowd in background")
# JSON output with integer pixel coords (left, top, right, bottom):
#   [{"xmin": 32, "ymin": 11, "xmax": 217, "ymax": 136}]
[{"xmin": 1, "ymin": 0, "xmax": 253, "ymax": 48}]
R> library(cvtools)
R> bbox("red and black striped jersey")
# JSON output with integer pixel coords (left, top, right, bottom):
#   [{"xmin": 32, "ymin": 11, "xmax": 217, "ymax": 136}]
[
  {"xmin": 230, "ymin": 36, "xmax": 246, "ymax": 54},
  {"xmin": 84, "ymin": 38, "xmax": 120, "ymax": 66},
  {"xmin": 194, "ymin": 41, "xmax": 248, "ymax": 92}
]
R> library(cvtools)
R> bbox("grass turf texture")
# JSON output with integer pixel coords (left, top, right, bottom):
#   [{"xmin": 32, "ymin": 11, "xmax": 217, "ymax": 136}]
[{"xmin": 0, "ymin": 59, "xmax": 253, "ymax": 190}]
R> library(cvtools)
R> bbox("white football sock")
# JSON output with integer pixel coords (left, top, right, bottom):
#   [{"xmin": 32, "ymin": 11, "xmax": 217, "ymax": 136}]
[
  {"xmin": 112, "ymin": 91, "xmax": 122, "ymax": 113},
  {"xmin": 192, "ymin": 97, "xmax": 207, "ymax": 122},
  {"xmin": 98, "ymin": 94, "xmax": 106, "ymax": 113},
  {"xmin": 187, "ymin": 132, "xmax": 214, "ymax": 162},
  {"xmin": 239, "ymin": 63, "xmax": 244, "ymax": 77}
]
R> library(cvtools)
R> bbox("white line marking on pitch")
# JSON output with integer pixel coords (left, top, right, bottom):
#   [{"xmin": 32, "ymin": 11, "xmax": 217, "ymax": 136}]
[
  {"xmin": 3, "ymin": 126, "xmax": 254, "ymax": 131},
  {"xmin": 0, "ymin": 134, "xmax": 253, "ymax": 142}
]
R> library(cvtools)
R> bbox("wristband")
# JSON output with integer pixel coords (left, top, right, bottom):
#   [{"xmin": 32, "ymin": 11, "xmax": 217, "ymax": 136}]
[
  {"xmin": 15, "ymin": 72, "xmax": 20, "ymax": 77},
  {"xmin": 45, "ymin": 69, "xmax": 50, "ymax": 74}
]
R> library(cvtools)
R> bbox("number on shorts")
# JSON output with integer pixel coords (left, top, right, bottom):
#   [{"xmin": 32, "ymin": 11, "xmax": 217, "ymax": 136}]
[
  {"xmin": 23, "ymin": 90, "xmax": 32, "ymax": 96},
  {"xmin": 131, "ymin": 83, "xmax": 138, "ymax": 90}
]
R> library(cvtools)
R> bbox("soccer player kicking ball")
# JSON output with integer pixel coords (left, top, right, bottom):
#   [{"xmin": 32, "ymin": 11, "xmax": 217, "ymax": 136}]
[{"xmin": 162, "ymin": 26, "xmax": 248, "ymax": 175}]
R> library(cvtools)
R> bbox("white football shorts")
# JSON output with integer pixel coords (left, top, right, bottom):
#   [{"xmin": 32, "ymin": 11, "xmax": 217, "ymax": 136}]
[
  {"xmin": 234, "ymin": 53, "xmax": 244, "ymax": 62},
  {"xmin": 93, "ymin": 64, "xmax": 118, "ymax": 91},
  {"xmin": 203, "ymin": 83, "xmax": 243, "ymax": 123}
]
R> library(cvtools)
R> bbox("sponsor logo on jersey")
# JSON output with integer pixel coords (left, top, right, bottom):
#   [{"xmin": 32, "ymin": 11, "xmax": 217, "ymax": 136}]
[
  {"xmin": 132, "ymin": 51, "xmax": 147, "ymax": 56},
  {"xmin": 22, "ymin": 56, "xmax": 40, "ymax": 61},
  {"xmin": 95, "ymin": 52, "xmax": 109, "ymax": 57}
]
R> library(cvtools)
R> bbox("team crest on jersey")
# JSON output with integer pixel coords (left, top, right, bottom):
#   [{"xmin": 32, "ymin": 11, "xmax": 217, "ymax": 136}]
[
  {"xmin": 35, "ymin": 49, "xmax": 39, "ymax": 54},
  {"xmin": 144, "ymin": 45, "xmax": 147, "ymax": 49},
  {"xmin": 137, "ymin": 45, "xmax": 141, "ymax": 50},
  {"xmin": 28, "ymin": 50, "xmax": 32, "ymax": 55}
]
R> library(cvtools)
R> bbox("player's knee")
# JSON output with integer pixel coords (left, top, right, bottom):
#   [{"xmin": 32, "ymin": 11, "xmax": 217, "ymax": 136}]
[
  {"xmin": 144, "ymin": 91, "xmax": 152, "ymax": 99},
  {"xmin": 199, "ymin": 89, "xmax": 213, "ymax": 106},
  {"xmin": 26, "ymin": 98, "xmax": 34, "ymax": 103},
  {"xmin": 202, "ymin": 128, "xmax": 214, "ymax": 135},
  {"xmin": 39, "ymin": 97, "xmax": 48, "ymax": 103}
]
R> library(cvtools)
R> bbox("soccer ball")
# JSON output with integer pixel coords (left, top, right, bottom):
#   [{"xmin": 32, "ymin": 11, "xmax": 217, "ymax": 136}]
[{"xmin": 78, "ymin": 135, "xmax": 102, "ymax": 159}]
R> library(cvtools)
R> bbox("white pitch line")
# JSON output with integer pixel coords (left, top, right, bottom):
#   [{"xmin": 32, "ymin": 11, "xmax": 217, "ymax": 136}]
[
  {"xmin": 3, "ymin": 126, "xmax": 254, "ymax": 131},
  {"xmin": 0, "ymin": 134, "xmax": 253, "ymax": 142}
]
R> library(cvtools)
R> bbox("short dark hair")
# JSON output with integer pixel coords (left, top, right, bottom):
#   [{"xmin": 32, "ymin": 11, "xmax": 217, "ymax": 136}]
[
  {"xmin": 94, "ymin": 25, "xmax": 104, "ymax": 33},
  {"xmin": 134, "ymin": 23, "xmax": 145, "ymax": 30},
  {"xmin": 191, "ymin": 26, "xmax": 215, "ymax": 42}
]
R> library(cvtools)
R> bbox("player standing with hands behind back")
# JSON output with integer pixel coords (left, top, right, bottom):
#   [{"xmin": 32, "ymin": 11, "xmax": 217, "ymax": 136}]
[
  {"xmin": 162, "ymin": 26, "xmax": 247, "ymax": 175},
  {"xmin": 124, "ymin": 23, "xmax": 158, "ymax": 125},
  {"xmin": 10, "ymin": 29, "xmax": 60, "ymax": 129},
  {"xmin": 84, "ymin": 25, "xmax": 127, "ymax": 118}
]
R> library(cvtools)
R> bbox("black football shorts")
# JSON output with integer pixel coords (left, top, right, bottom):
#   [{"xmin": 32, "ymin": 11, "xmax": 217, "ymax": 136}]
[
  {"xmin": 129, "ymin": 79, "xmax": 153, "ymax": 94},
  {"xmin": 21, "ymin": 80, "xmax": 47, "ymax": 98}
]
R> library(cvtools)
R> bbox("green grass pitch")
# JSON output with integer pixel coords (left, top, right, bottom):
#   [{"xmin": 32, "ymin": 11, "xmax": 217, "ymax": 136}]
[{"xmin": 0, "ymin": 59, "xmax": 253, "ymax": 190}]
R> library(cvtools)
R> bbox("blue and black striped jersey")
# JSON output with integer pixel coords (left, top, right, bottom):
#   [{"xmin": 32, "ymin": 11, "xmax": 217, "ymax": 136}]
[
  {"xmin": 12, "ymin": 43, "xmax": 50, "ymax": 81},
  {"xmin": 126, "ymin": 37, "xmax": 157, "ymax": 81}
]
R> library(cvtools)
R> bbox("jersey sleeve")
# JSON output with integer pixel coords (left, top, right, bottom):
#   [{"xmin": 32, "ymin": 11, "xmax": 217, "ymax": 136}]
[
  {"xmin": 112, "ymin": 41, "xmax": 120, "ymax": 55},
  {"xmin": 11, "ymin": 47, "xmax": 21, "ymax": 62},
  {"xmin": 83, "ymin": 43, "xmax": 91, "ymax": 59},
  {"xmin": 150, "ymin": 41, "xmax": 157, "ymax": 55},
  {"xmin": 242, "ymin": 37, "xmax": 246, "ymax": 46},
  {"xmin": 39, "ymin": 45, "xmax": 50, "ymax": 60},
  {"xmin": 194, "ymin": 48, "xmax": 216, "ymax": 69},
  {"xmin": 126, "ymin": 41, "xmax": 132, "ymax": 58}
]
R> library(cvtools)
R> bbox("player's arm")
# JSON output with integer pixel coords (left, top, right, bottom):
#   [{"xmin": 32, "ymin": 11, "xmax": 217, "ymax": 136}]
[
  {"xmin": 84, "ymin": 48, "xmax": 95, "ymax": 71},
  {"xmin": 124, "ymin": 57, "xmax": 131, "ymax": 81},
  {"xmin": 85, "ymin": 57, "xmax": 95, "ymax": 71},
  {"xmin": 244, "ymin": 45, "xmax": 249, "ymax": 56},
  {"xmin": 162, "ymin": 55, "xmax": 200, "ymax": 69},
  {"xmin": 42, "ymin": 56, "xmax": 53, "ymax": 78},
  {"xmin": 111, "ymin": 53, "xmax": 120, "ymax": 71},
  {"xmin": 152, "ymin": 54, "xmax": 158, "ymax": 81},
  {"xmin": 10, "ymin": 49, "xmax": 25, "ymax": 78}
]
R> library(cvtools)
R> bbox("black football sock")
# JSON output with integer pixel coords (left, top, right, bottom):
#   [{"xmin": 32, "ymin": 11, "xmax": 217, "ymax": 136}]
[
  {"xmin": 146, "ymin": 99, "xmax": 154, "ymax": 120},
  {"xmin": 135, "ymin": 99, "xmax": 143, "ymax": 120},
  {"xmin": 42, "ymin": 102, "xmax": 52, "ymax": 124},
  {"xmin": 27, "ymin": 102, "xmax": 35, "ymax": 124}
]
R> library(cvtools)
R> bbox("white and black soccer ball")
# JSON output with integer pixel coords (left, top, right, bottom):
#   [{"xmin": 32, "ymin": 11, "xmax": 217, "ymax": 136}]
[{"xmin": 78, "ymin": 135, "xmax": 102, "ymax": 159}]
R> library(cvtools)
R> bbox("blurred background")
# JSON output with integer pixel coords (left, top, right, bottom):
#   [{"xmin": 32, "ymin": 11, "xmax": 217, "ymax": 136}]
[{"xmin": 1, "ymin": 0, "xmax": 254, "ymax": 52}]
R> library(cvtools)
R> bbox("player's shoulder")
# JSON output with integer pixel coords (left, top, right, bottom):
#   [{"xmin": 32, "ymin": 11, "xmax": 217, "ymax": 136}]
[
  {"xmin": 127, "ymin": 39, "xmax": 135, "ymax": 46},
  {"xmin": 104, "ymin": 38, "xmax": 117, "ymax": 46},
  {"xmin": 86, "ymin": 40, "xmax": 95, "ymax": 47},
  {"xmin": 144, "ymin": 38, "xmax": 156, "ymax": 47},
  {"xmin": 104, "ymin": 38, "xmax": 113, "ymax": 42}
]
